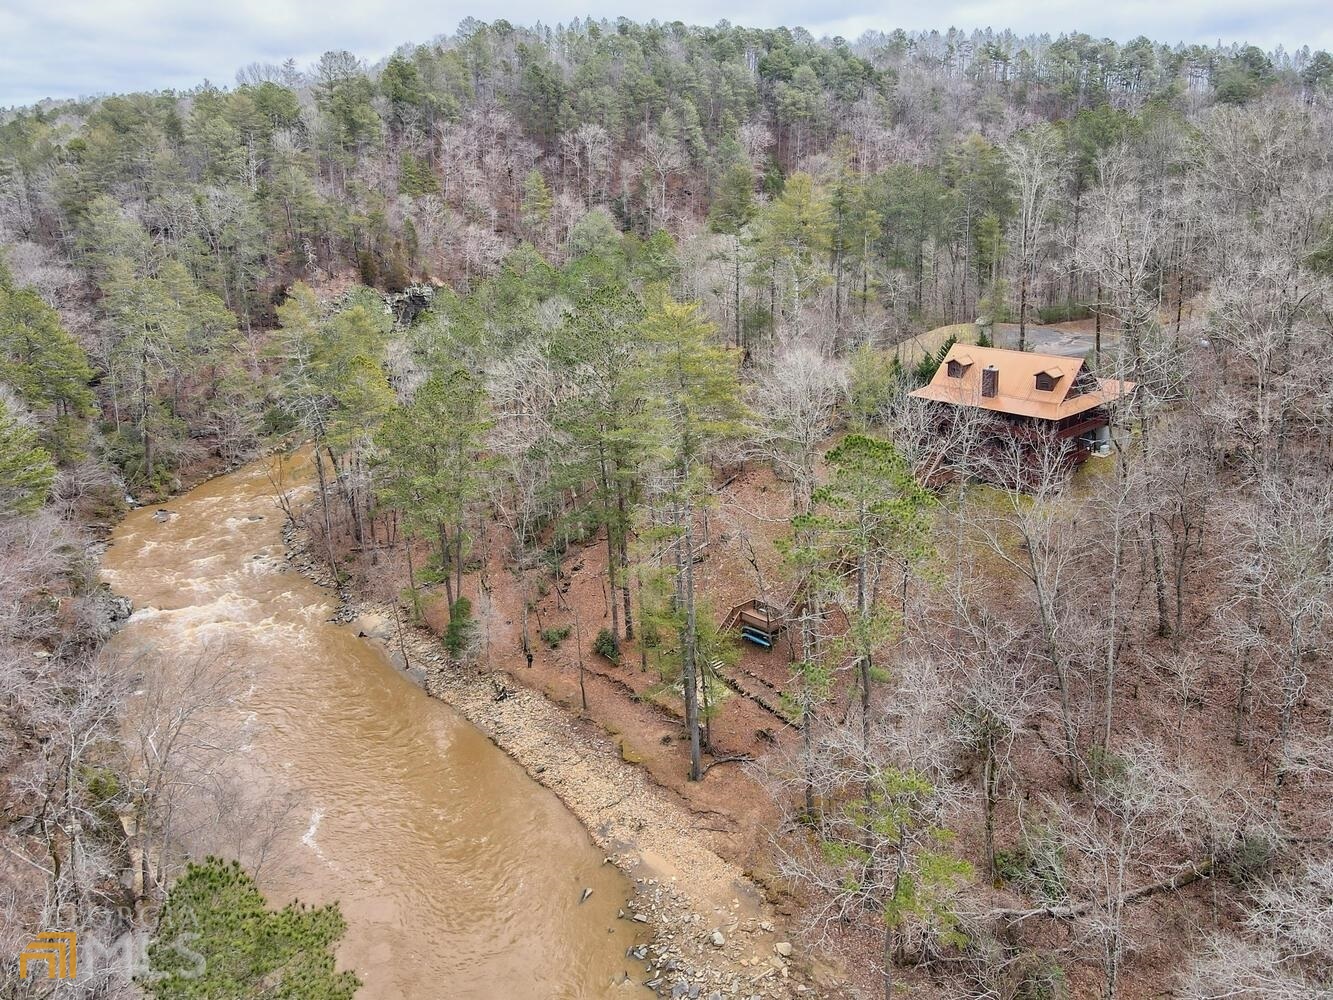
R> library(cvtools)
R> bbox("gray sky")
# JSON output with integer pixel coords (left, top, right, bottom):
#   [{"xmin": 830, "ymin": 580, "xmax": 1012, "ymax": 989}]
[{"xmin": 2, "ymin": 0, "xmax": 1330, "ymax": 107}]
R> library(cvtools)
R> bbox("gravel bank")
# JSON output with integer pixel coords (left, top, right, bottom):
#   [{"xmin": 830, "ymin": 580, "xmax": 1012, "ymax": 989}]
[{"xmin": 282, "ymin": 521, "xmax": 833, "ymax": 1000}]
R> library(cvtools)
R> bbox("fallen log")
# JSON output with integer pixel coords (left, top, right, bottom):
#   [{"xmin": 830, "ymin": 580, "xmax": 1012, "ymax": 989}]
[{"xmin": 989, "ymin": 859, "xmax": 1214, "ymax": 923}]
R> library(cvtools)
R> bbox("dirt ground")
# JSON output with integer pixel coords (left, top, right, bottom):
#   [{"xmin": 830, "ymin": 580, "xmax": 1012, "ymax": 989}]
[
  {"xmin": 330, "ymin": 411, "xmax": 1318, "ymax": 999},
  {"xmin": 418, "ymin": 460, "xmax": 816, "ymax": 882},
  {"xmin": 360, "ymin": 460, "xmax": 906, "ymax": 996}
]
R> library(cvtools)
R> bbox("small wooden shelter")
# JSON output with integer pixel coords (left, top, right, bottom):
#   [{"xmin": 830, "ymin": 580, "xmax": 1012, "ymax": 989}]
[{"xmin": 720, "ymin": 599, "xmax": 788, "ymax": 648}]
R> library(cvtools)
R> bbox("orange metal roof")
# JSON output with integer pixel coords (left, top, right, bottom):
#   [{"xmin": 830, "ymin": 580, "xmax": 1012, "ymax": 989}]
[{"xmin": 910, "ymin": 344, "xmax": 1136, "ymax": 421}]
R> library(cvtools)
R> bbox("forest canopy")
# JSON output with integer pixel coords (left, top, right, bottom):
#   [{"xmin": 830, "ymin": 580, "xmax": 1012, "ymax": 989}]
[{"xmin": 3, "ymin": 16, "xmax": 1333, "ymax": 1000}]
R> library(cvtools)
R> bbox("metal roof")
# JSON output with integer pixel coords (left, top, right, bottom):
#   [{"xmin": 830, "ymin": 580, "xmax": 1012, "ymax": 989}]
[{"xmin": 910, "ymin": 344, "xmax": 1136, "ymax": 421}]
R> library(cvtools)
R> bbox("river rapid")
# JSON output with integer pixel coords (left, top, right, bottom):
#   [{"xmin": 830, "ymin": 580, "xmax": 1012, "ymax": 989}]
[{"xmin": 102, "ymin": 453, "xmax": 648, "ymax": 998}]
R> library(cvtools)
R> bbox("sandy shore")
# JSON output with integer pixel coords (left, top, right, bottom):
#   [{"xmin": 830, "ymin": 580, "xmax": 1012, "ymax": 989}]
[{"xmin": 282, "ymin": 520, "xmax": 837, "ymax": 1000}]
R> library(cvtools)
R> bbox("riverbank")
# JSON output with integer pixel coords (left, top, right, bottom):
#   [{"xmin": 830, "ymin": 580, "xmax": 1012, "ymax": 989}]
[
  {"xmin": 282, "ymin": 518, "xmax": 836, "ymax": 1000},
  {"xmin": 106, "ymin": 456, "xmax": 670, "ymax": 997}
]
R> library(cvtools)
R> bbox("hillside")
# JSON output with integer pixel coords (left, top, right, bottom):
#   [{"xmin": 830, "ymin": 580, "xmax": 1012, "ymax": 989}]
[{"xmin": 2, "ymin": 18, "xmax": 1333, "ymax": 1000}]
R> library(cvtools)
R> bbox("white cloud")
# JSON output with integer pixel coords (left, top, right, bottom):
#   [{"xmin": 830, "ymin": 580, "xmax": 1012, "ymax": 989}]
[{"xmin": 1, "ymin": 0, "xmax": 1330, "ymax": 106}]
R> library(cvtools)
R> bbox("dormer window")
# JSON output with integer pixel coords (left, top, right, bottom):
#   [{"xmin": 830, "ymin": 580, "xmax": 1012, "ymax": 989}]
[
  {"xmin": 1035, "ymin": 367, "xmax": 1063, "ymax": 392},
  {"xmin": 946, "ymin": 354, "xmax": 974, "ymax": 379}
]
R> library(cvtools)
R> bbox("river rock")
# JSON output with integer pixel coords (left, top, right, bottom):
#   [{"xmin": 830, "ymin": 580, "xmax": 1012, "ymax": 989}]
[{"xmin": 106, "ymin": 592, "xmax": 133, "ymax": 622}]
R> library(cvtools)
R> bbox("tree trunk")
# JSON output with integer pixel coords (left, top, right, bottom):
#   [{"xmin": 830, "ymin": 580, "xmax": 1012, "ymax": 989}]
[
  {"xmin": 881, "ymin": 922, "xmax": 894, "ymax": 1000},
  {"xmin": 800, "ymin": 618, "xmax": 816, "ymax": 818},
  {"xmin": 438, "ymin": 524, "xmax": 455, "ymax": 614},
  {"xmin": 599, "ymin": 446, "xmax": 621, "ymax": 640},
  {"xmin": 983, "ymin": 740, "xmax": 999, "ymax": 879},
  {"xmin": 617, "ymin": 481, "xmax": 634, "ymax": 640},
  {"xmin": 1148, "ymin": 511, "xmax": 1171, "ymax": 639},
  {"xmin": 454, "ymin": 525, "xmax": 465, "ymax": 612},
  {"xmin": 1105, "ymin": 453, "xmax": 1126, "ymax": 747},
  {"xmin": 313, "ymin": 449, "xmax": 339, "ymax": 583},
  {"xmin": 1018, "ymin": 268, "xmax": 1029, "ymax": 352},
  {"xmin": 679, "ymin": 492, "xmax": 702, "ymax": 782},
  {"xmin": 733, "ymin": 236, "xmax": 743, "ymax": 351}
]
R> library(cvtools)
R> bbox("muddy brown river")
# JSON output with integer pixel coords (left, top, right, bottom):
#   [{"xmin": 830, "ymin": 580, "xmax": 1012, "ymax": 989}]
[{"xmin": 103, "ymin": 454, "xmax": 649, "ymax": 998}]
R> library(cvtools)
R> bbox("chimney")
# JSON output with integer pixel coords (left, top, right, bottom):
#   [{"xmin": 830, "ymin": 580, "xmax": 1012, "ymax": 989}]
[{"xmin": 981, "ymin": 365, "xmax": 999, "ymax": 398}]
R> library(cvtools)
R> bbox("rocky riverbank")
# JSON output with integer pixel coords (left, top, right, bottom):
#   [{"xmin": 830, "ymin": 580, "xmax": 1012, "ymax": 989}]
[{"xmin": 281, "ymin": 520, "xmax": 833, "ymax": 1000}]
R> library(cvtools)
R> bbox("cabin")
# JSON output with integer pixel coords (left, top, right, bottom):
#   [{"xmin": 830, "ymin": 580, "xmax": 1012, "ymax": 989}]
[{"xmin": 910, "ymin": 345, "xmax": 1136, "ymax": 465}]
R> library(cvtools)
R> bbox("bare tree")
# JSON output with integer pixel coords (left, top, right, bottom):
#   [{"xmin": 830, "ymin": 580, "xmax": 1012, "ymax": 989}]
[
  {"xmin": 750, "ymin": 346, "xmax": 846, "ymax": 514},
  {"xmin": 972, "ymin": 433, "xmax": 1092, "ymax": 786},
  {"xmin": 115, "ymin": 648, "xmax": 243, "ymax": 908},
  {"xmin": 1222, "ymin": 476, "xmax": 1333, "ymax": 775},
  {"xmin": 1182, "ymin": 861, "xmax": 1333, "ymax": 1000},
  {"xmin": 1004, "ymin": 124, "xmax": 1064, "ymax": 351},
  {"xmin": 640, "ymin": 128, "xmax": 684, "ymax": 229}
]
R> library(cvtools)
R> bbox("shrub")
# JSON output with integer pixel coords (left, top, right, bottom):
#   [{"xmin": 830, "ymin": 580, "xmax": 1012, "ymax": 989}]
[
  {"xmin": 593, "ymin": 627, "xmax": 620, "ymax": 664},
  {"xmin": 444, "ymin": 597, "xmax": 474, "ymax": 658},
  {"xmin": 1220, "ymin": 832, "xmax": 1279, "ymax": 884},
  {"xmin": 994, "ymin": 831, "xmax": 1067, "ymax": 902},
  {"xmin": 1015, "ymin": 956, "xmax": 1068, "ymax": 1000},
  {"xmin": 914, "ymin": 333, "xmax": 957, "ymax": 384},
  {"xmin": 540, "ymin": 625, "xmax": 571, "ymax": 647}
]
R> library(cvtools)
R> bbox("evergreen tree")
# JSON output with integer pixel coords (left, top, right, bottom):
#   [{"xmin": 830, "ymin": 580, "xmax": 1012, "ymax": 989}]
[
  {"xmin": 375, "ymin": 371, "xmax": 493, "ymax": 622},
  {"xmin": 550, "ymin": 279, "xmax": 646, "ymax": 646},
  {"xmin": 708, "ymin": 162, "xmax": 755, "ymax": 349},
  {"xmin": 637, "ymin": 290, "xmax": 749, "ymax": 780},
  {"xmin": 809, "ymin": 434, "xmax": 934, "ymax": 750},
  {"xmin": 0, "ymin": 396, "xmax": 56, "ymax": 517},
  {"xmin": 0, "ymin": 268, "xmax": 94, "ymax": 419},
  {"xmin": 142, "ymin": 857, "xmax": 359, "ymax": 1000},
  {"xmin": 749, "ymin": 172, "xmax": 832, "ymax": 342},
  {"xmin": 520, "ymin": 168, "xmax": 553, "ymax": 242}
]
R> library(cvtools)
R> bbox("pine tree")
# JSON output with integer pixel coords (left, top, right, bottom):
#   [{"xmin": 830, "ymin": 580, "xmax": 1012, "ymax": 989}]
[
  {"xmin": 785, "ymin": 763, "xmax": 970, "ymax": 1000},
  {"xmin": 375, "ymin": 371, "xmax": 493, "ymax": 622},
  {"xmin": 708, "ymin": 162, "xmax": 755, "ymax": 349},
  {"xmin": 520, "ymin": 168, "xmax": 553, "ymax": 242},
  {"xmin": 0, "ymin": 397, "xmax": 56, "ymax": 517},
  {"xmin": 142, "ymin": 857, "xmax": 359, "ymax": 1000},
  {"xmin": 748, "ymin": 172, "xmax": 832, "ymax": 344},
  {"xmin": 550, "ymin": 280, "xmax": 646, "ymax": 646},
  {"xmin": 0, "ymin": 266, "xmax": 95, "ymax": 462},
  {"xmin": 810, "ymin": 434, "xmax": 934, "ymax": 751},
  {"xmin": 637, "ymin": 290, "xmax": 750, "ymax": 780},
  {"xmin": 0, "ymin": 269, "xmax": 94, "ymax": 420}
]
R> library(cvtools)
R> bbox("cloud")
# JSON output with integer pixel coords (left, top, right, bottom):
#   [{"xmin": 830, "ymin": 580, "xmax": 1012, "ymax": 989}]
[{"xmin": 2, "ymin": 0, "xmax": 1330, "ymax": 106}]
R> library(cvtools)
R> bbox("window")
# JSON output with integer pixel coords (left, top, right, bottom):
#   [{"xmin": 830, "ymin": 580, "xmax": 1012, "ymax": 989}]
[
  {"xmin": 1035, "ymin": 367, "xmax": 1063, "ymax": 392},
  {"xmin": 946, "ymin": 354, "xmax": 974, "ymax": 379}
]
